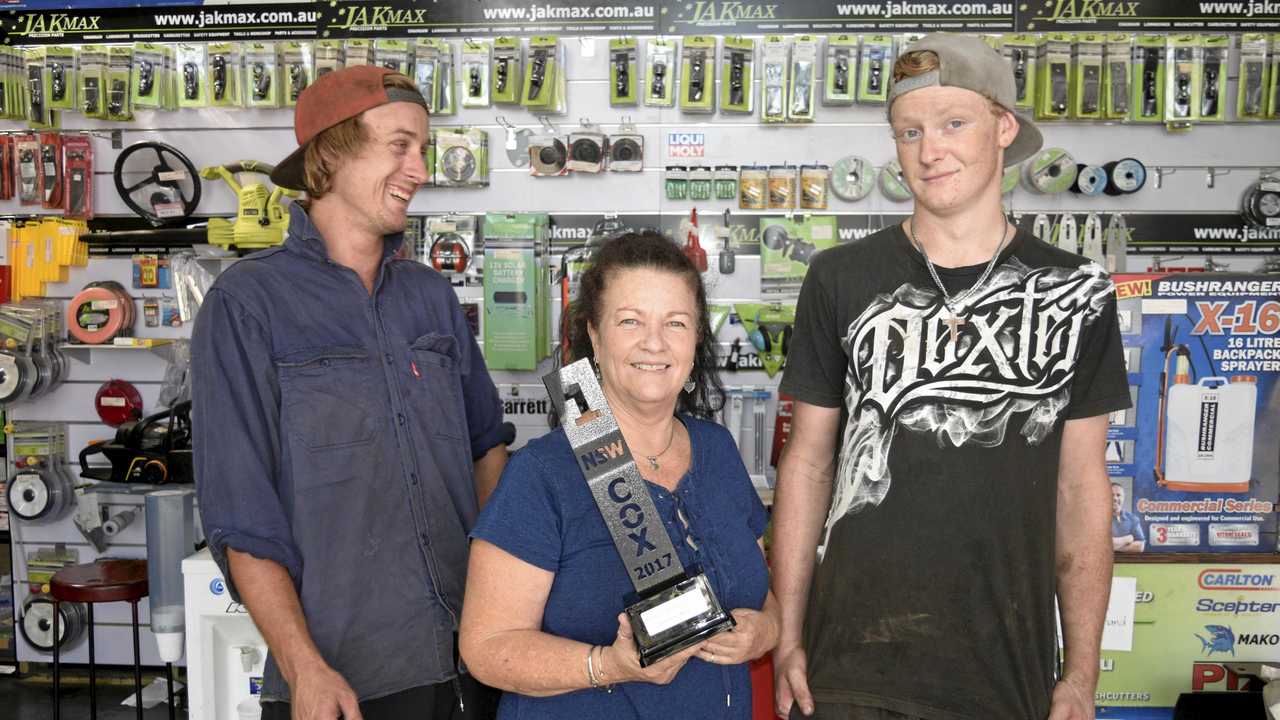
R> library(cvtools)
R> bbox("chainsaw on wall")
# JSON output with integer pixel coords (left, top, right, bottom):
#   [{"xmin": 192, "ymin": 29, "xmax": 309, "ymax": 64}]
[
  {"xmin": 200, "ymin": 161, "xmax": 298, "ymax": 251},
  {"xmin": 78, "ymin": 400, "xmax": 193, "ymax": 485}
]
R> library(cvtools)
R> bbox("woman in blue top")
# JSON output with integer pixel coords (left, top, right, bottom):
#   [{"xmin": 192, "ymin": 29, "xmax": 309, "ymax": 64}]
[{"xmin": 461, "ymin": 231, "xmax": 779, "ymax": 719}]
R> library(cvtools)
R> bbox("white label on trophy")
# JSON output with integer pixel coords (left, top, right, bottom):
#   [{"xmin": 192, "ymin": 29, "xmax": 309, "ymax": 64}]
[{"xmin": 640, "ymin": 588, "xmax": 711, "ymax": 636}]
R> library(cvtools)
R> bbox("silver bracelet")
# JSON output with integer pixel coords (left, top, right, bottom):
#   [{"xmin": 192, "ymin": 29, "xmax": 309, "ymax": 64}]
[{"xmin": 586, "ymin": 645, "xmax": 599, "ymax": 689}]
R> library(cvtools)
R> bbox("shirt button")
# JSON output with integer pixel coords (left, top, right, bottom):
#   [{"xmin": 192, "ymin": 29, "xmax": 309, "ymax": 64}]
[
  {"xmin": 410, "ymin": 473, "xmax": 419, "ymax": 485},
  {"xmin": 320, "ymin": 359, "xmax": 330, "ymax": 368},
  {"xmin": 420, "ymin": 533, "xmax": 431, "ymax": 546},
  {"xmin": 397, "ymin": 413, "xmax": 405, "ymax": 425},
  {"xmin": 384, "ymin": 353, "xmax": 393, "ymax": 365}
]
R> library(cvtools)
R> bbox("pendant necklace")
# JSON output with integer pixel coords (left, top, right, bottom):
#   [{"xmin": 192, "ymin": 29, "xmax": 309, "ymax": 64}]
[
  {"xmin": 643, "ymin": 422, "xmax": 677, "ymax": 472},
  {"xmin": 909, "ymin": 219, "xmax": 1010, "ymax": 343}
]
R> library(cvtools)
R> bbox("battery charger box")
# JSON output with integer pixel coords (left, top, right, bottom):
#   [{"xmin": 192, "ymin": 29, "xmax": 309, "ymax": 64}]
[
  {"xmin": 482, "ymin": 213, "xmax": 549, "ymax": 371},
  {"xmin": 1111, "ymin": 273, "xmax": 1280, "ymax": 553}
]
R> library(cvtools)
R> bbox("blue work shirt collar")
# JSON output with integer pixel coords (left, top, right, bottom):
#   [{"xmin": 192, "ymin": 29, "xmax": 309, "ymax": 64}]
[{"xmin": 283, "ymin": 201, "xmax": 407, "ymax": 265}]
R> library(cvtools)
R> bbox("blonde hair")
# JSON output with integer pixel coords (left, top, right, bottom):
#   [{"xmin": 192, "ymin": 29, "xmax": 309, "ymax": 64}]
[
  {"xmin": 892, "ymin": 50, "xmax": 1006, "ymax": 117},
  {"xmin": 301, "ymin": 73, "xmax": 420, "ymax": 198}
]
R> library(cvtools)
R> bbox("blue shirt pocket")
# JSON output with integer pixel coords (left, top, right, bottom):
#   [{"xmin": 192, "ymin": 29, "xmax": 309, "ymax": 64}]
[
  {"xmin": 275, "ymin": 345, "xmax": 380, "ymax": 458},
  {"xmin": 407, "ymin": 333, "xmax": 466, "ymax": 442}
]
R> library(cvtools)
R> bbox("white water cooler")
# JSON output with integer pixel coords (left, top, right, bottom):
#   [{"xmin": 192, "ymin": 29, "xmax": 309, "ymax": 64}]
[{"xmin": 183, "ymin": 548, "xmax": 268, "ymax": 720}]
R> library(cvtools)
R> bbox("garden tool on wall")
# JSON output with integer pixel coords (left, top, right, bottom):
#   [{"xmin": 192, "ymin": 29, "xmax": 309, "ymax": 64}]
[{"xmin": 200, "ymin": 161, "xmax": 298, "ymax": 251}]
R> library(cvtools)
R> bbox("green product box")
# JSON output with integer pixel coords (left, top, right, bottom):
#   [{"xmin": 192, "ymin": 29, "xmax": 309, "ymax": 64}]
[
  {"xmin": 244, "ymin": 41, "xmax": 280, "ymax": 108},
  {"xmin": 720, "ymin": 37, "xmax": 754, "ymax": 113},
  {"xmin": 522, "ymin": 36, "xmax": 563, "ymax": 112},
  {"xmin": 45, "ymin": 47, "xmax": 75, "ymax": 112},
  {"xmin": 680, "ymin": 36, "xmax": 715, "ymax": 113},
  {"xmin": 1237, "ymin": 34, "xmax": 1270, "ymax": 120},
  {"xmin": 1131, "ymin": 35, "xmax": 1165, "ymax": 123},
  {"xmin": 79, "ymin": 45, "xmax": 108, "ymax": 118},
  {"xmin": 609, "ymin": 38, "xmax": 638, "ymax": 106},
  {"xmin": 1164, "ymin": 34, "xmax": 1201, "ymax": 125},
  {"xmin": 758, "ymin": 214, "xmax": 837, "ymax": 294},
  {"xmin": 207, "ymin": 43, "xmax": 241, "ymax": 108},
  {"xmin": 789, "ymin": 35, "xmax": 818, "ymax": 121},
  {"xmin": 482, "ymin": 213, "xmax": 549, "ymax": 370},
  {"xmin": 645, "ymin": 39, "xmax": 677, "ymax": 107},
  {"xmin": 1199, "ymin": 35, "xmax": 1228, "ymax": 123},
  {"xmin": 761, "ymin": 35, "xmax": 789, "ymax": 121}
]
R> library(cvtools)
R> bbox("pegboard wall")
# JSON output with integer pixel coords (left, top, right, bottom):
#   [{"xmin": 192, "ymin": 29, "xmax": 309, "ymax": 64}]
[{"xmin": 0, "ymin": 0, "xmax": 1278, "ymax": 667}]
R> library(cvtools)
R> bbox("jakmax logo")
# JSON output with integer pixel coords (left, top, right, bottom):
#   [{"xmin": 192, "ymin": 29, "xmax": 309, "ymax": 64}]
[
  {"xmin": 209, "ymin": 578, "xmax": 226, "ymax": 596},
  {"xmin": 1045, "ymin": 0, "xmax": 1140, "ymax": 21},
  {"xmin": 687, "ymin": 2, "xmax": 779, "ymax": 23},
  {"xmin": 1198, "ymin": 567, "xmax": 1278, "ymax": 592},
  {"xmin": 333, "ymin": 6, "xmax": 428, "ymax": 30},
  {"xmin": 13, "ymin": 13, "xmax": 103, "ymax": 36},
  {"xmin": 1195, "ymin": 625, "xmax": 1236, "ymax": 656}
]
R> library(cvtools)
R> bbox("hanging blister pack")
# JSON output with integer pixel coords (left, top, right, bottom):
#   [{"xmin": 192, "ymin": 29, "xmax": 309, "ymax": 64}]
[
  {"xmin": 1003, "ymin": 35, "xmax": 1038, "ymax": 111},
  {"xmin": 800, "ymin": 165, "xmax": 829, "ymax": 210},
  {"xmin": 1270, "ymin": 35, "xmax": 1280, "ymax": 118},
  {"xmin": 462, "ymin": 40, "xmax": 492, "ymax": 108},
  {"xmin": 1165, "ymin": 35, "xmax": 1200, "ymax": 125},
  {"xmin": 1199, "ymin": 35, "xmax": 1227, "ymax": 122},
  {"xmin": 1073, "ymin": 34, "xmax": 1103, "ymax": 119},
  {"xmin": 131, "ymin": 43, "xmax": 165, "ymax": 110},
  {"xmin": 492, "ymin": 37, "xmax": 522, "ymax": 105},
  {"xmin": 414, "ymin": 40, "xmax": 441, "ymax": 111},
  {"xmin": 38, "ymin": 133, "xmax": 62, "ymax": 210},
  {"xmin": 63, "ymin": 135, "xmax": 93, "ymax": 221},
  {"xmin": 824, "ymin": 35, "xmax": 857, "ymax": 106},
  {"xmin": 761, "ymin": 36, "xmax": 789, "ymax": 123},
  {"xmin": 79, "ymin": 45, "xmax": 107, "ymax": 118},
  {"xmin": 437, "ymin": 42, "xmax": 459, "ymax": 115},
  {"xmin": 0, "ymin": 136, "xmax": 13, "ymax": 200},
  {"xmin": 281, "ymin": 42, "xmax": 313, "ymax": 108},
  {"xmin": 689, "ymin": 166, "xmax": 713, "ymax": 201},
  {"xmin": 176, "ymin": 44, "xmax": 207, "ymax": 108},
  {"xmin": 739, "ymin": 166, "xmax": 766, "ymax": 209},
  {"xmin": 375, "ymin": 39, "xmax": 410, "ymax": 76},
  {"xmin": 105, "ymin": 46, "xmax": 133, "ymax": 120},
  {"xmin": 244, "ymin": 42, "xmax": 280, "ymax": 108},
  {"xmin": 609, "ymin": 38, "xmax": 639, "ymax": 107},
  {"xmin": 715, "ymin": 166, "xmax": 738, "ymax": 200},
  {"xmin": 681, "ymin": 36, "xmax": 715, "ymax": 113},
  {"xmin": 664, "ymin": 165, "xmax": 688, "ymax": 199},
  {"xmin": 16, "ymin": 135, "xmax": 41, "ymax": 206},
  {"xmin": 857, "ymin": 35, "xmax": 892, "ymax": 104},
  {"xmin": 344, "ymin": 39, "xmax": 373, "ymax": 67},
  {"xmin": 314, "ymin": 40, "xmax": 344, "ymax": 78},
  {"xmin": 789, "ymin": 35, "xmax": 817, "ymax": 122},
  {"xmin": 721, "ymin": 37, "xmax": 754, "ymax": 113},
  {"xmin": 1036, "ymin": 34, "xmax": 1073, "ymax": 120},
  {"xmin": 207, "ymin": 43, "xmax": 240, "ymax": 108},
  {"xmin": 522, "ymin": 36, "xmax": 564, "ymax": 113},
  {"xmin": 1103, "ymin": 34, "xmax": 1132, "ymax": 120},
  {"xmin": 567, "ymin": 122, "xmax": 607, "ymax": 173},
  {"xmin": 529, "ymin": 120, "xmax": 568, "ymax": 177},
  {"xmin": 1238, "ymin": 34, "xmax": 1270, "ymax": 120},
  {"xmin": 1132, "ymin": 35, "xmax": 1165, "ymax": 122},
  {"xmin": 45, "ymin": 47, "xmax": 75, "ymax": 112},
  {"xmin": 609, "ymin": 120, "xmax": 643, "ymax": 172},
  {"xmin": 645, "ymin": 39, "xmax": 676, "ymax": 107},
  {"xmin": 434, "ymin": 128, "xmax": 489, "ymax": 187},
  {"xmin": 24, "ymin": 50, "xmax": 51, "ymax": 127}
]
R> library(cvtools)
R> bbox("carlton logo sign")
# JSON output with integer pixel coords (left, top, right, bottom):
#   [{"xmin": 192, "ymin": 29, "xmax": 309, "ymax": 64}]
[{"xmin": 1198, "ymin": 568, "xmax": 1279, "ymax": 592}]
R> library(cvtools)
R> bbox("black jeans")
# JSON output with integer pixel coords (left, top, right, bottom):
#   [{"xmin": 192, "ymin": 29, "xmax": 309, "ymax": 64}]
[{"xmin": 261, "ymin": 674, "xmax": 499, "ymax": 720}]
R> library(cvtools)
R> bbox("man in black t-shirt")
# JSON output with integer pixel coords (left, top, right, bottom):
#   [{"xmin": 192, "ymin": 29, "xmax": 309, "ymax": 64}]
[{"xmin": 771, "ymin": 34, "xmax": 1130, "ymax": 720}]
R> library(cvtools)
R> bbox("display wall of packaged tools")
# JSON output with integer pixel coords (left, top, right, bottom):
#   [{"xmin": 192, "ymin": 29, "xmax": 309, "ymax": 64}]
[{"xmin": 720, "ymin": 37, "xmax": 755, "ymax": 114}]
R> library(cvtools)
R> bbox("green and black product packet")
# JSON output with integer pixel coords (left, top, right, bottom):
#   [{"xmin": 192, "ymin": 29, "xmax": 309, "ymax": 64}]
[
  {"xmin": 244, "ymin": 41, "xmax": 280, "ymax": 109},
  {"xmin": 1073, "ymin": 34, "xmax": 1103, "ymax": 120},
  {"xmin": 1199, "ymin": 35, "xmax": 1228, "ymax": 123},
  {"xmin": 492, "ymin": 37, "xmax": 522, "ymax": 105},
  {"xmin": 177, "ymin": 43, "xmax": 208, "ymax": 109},
  {"xmin": 314, "ymin": 40, "xmax": 344, "ymax": 78},
  {"xmin": 281, "ymin": 42, "xmax": 313, "ymax": 108},
  {"xmin": 79, "ymin": 45, "xmax": 108, "ymax": 118},
  {"xmin": 824, "ymin": 35, "xmax": 857, "ymax": 106},
  {"xmin": 761, "ymin": 35, "xmax": 788, "ymax": 122},
  {"xmin": 344, "ymin": 39, "xmax": 373, "ymax": 66},
  {"xmin": 681, "ymin": 36, "xmax": 715, "ymax": 113},
  {"xmin": 1131, "ymin": 34, "xmax": 1165, "ymax": 123},
  {"xmin": 1035, "ymin": 33, "xmax": 1072, "ymax": 120},
  {"xmin": 646, "ymin": 39, "xmax": 676, "ymax": 107},
  {"xmin": 1238, "ymin": 34, "xmax": 1270, "ymax": 120},
  {"xmin": 720, "ymin": 37, "xmax": 754, "ymax": 113},
  {"xmin": 1164, "ymin": 34, "xmax": 1200, "ymax": 126},
  {"xmin": 1270, "ymin": 35, "xmax": 1280, "ymax": 118},
  {"xmin": 789, "ymin": 35, "xmax": 818, "ymax": 121},
  {"xmin": 461, "ymin": 40, "xmax": 492, "ymax": 109},
  {"xmin": 1103, "ymin": 34, "xmax": 1132, "ymax": 120},
  {"xmin": 523, "ymin": 36, "xmax": 564, "ymax": 112},
  {"xmin": 1003, "ymin": 34, "xmax": 1037, "ymax": 112},
  {"xmin": 207, "ymin": 43, "xmax": 241, "ymax": 108},
  {"xmin": 107, "ymin": 45, "xmax": 135, "ymax": 120},
  {"xmin": 857, "ymin": 35, "xmax": 892, "ymax": 104},
  {"xmin": 609, "ymin": 38, "xmax": 639, "ymax": 106},
  {"xmin": 44, "ymin": 46, "xmax": 75, "ymax": 112}
]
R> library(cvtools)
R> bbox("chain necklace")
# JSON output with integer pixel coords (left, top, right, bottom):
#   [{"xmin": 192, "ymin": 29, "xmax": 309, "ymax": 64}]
[
  {"xmin": 909, "ymin": 219, "xmax": 1010, "ymax": 342},
  {"xmin": 641, "ymin": 422, "xmax": 677, "ymax": 472}
]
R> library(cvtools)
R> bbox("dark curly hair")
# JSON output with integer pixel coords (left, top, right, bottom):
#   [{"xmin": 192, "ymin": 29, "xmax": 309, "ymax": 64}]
[{"xmin": 564, "ymin": 231, "xmax": 724, "ymax": 419}]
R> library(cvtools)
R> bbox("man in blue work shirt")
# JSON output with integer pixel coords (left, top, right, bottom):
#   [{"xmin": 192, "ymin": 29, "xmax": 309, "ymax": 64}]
[
  {"xmin": 1111, "ymin": 483, "xmax": 1146, "ymax": 553},
  {"xmin": 193, "ymin": 66, "xmax": 510, "ymax": 720}
]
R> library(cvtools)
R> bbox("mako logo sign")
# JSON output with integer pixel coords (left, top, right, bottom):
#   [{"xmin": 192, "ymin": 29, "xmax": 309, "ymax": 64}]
[
  {"xmin": 332, "ymin": 5, "xmax": 429, "ymax": 30},
  {"xmin": 1198, "ymin": 567, "xmax": 1279, "ymax": 591},
  {"xmin": 10, "ymin": 13, "xmax": 103, "ymax": 36}
]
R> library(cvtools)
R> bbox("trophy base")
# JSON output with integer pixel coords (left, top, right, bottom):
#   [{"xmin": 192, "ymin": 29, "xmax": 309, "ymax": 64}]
[{"xmin": 626, "ymin": 573, "xmax": 735, "ymax": 667}]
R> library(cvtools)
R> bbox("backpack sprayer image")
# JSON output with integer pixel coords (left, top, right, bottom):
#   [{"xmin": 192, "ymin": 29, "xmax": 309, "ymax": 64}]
[{"xmin": 1153, "ymin": 317, "xmax": 1257, "ymax": 493}]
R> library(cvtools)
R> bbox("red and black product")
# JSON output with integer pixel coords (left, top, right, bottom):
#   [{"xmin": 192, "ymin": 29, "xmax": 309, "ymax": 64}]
[
  {"xmin": 38, "ymin": 132, "xmax": 63, "ymax": 210},
  {"xmin": 79, "ymin": 401, "xmax": 192, "ymax": 485},
  {"xmin": 62, "ymin": 134, "xmax": 93, "ymax": 220},
  {"xmin": 15, "ymin": 133, "xmax": 41, "ymax": 206},
  {"xmin": 95, "ymin": 379, "xmax": 144, "ymax": 427},
  {"xmin": 0, "ymin": 135, "xmax": 14, "ymax": 200}
]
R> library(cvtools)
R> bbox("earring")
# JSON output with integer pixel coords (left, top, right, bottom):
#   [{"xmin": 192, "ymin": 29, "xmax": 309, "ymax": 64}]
[{"xmin": 683, "ymin": 376, "xmax": 696, "ymax": 394}]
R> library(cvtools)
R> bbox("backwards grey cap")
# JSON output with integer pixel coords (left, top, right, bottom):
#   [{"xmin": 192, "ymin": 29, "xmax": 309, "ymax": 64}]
[{"xmin": 887, "ymin": 33, "xmax": 1042, "ymax": 166}]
